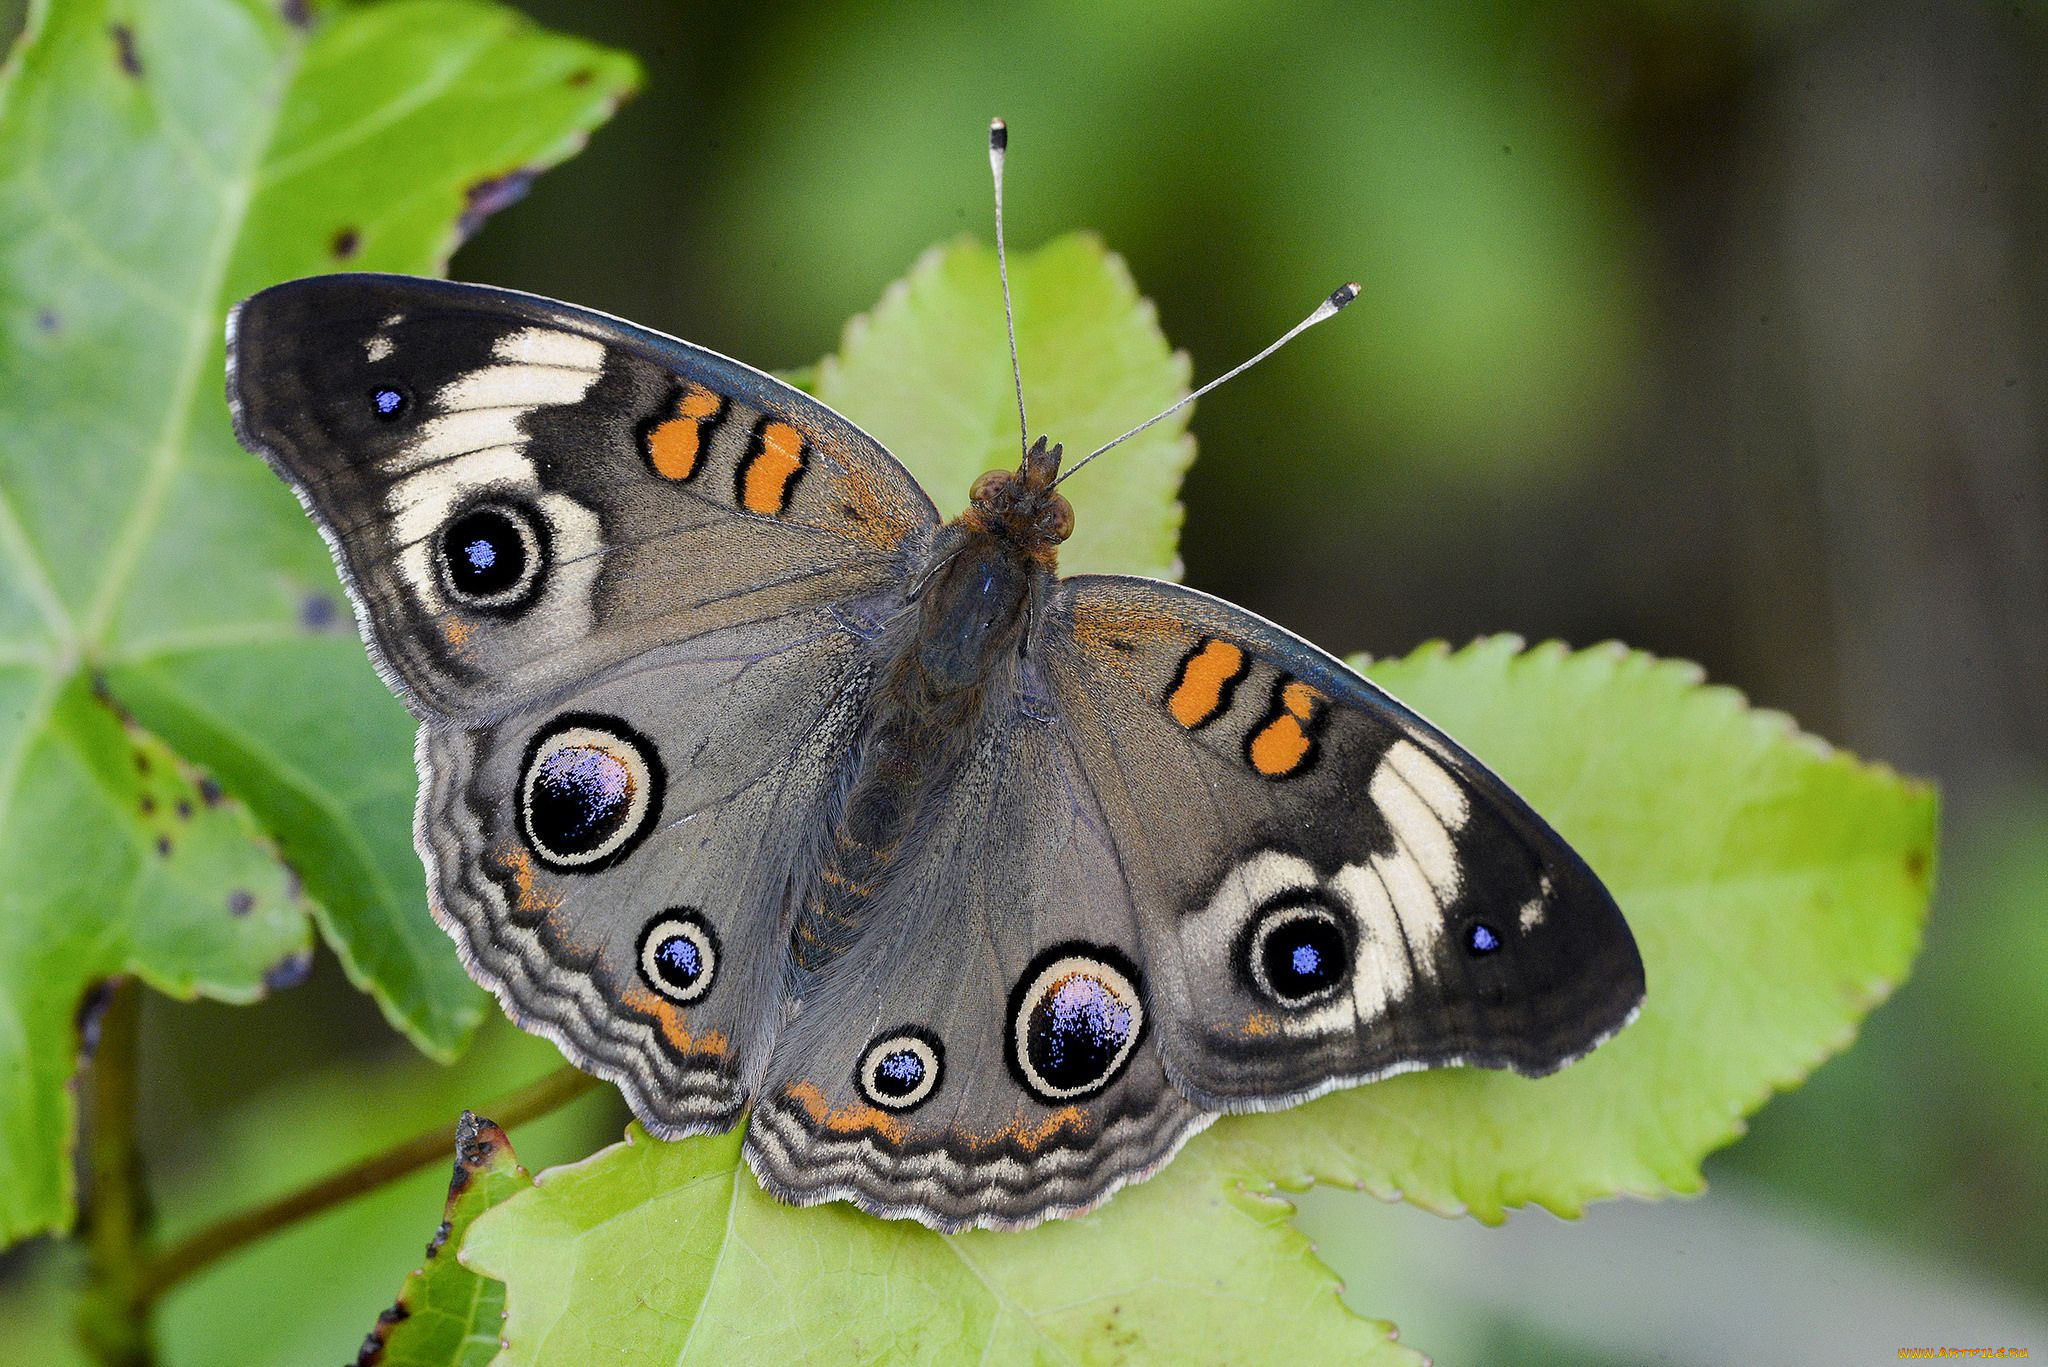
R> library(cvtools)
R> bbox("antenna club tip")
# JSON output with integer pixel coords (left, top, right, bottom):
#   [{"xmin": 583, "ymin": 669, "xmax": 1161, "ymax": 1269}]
[
  {"xmin": 1329, "ymin": 282, "xmax": 1361, "ymax": 311},
  {"xmin": 989, "ymin": 118, "xmax": 1008, "ymax": 151}
]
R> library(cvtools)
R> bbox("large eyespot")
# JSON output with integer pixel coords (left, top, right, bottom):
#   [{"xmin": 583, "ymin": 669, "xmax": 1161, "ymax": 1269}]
[
  {"xmin": 638, "ymin": 911, "xmax": 717, "ymax": 1004},
  {"xmin": 1243, "ymin": 897, "xmax": 1352, "ymax": 1007},
  {"xmin": 856, "ymin": 1028, "xmax": 943, "ymax": 1111},
  {"xmin": 1007, "ymin": 945, "xmax": 1145, "ymax": 1103},
  {"xmin": 435, "ymin": 501, "xmax": 546, "ymax": 613},
  {"xmin": 517, "ymin": 715, "xmax": 663, "ymax": 873}
]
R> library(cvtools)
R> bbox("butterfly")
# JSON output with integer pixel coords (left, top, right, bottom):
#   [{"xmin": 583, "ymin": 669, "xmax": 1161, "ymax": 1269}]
[{"xmin": 225, "ymin": 122, "xmax": 1643, "ymax": 1232}]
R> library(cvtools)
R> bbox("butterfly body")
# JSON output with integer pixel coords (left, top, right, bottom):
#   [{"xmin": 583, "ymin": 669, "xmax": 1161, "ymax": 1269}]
[{"xmin": 228, "ymin": 270, "xmax": 1644, "ymax": 1232}]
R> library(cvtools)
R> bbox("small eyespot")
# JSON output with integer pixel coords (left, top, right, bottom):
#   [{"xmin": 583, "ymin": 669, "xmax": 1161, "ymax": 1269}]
[
  {"xmin": 1008, "ymin": 945, "xmax": 1145, "ymax": 1102},
  {"xmin": 1467, "ymin": 922, "xmax": 1502, "ymax": 956},
  {"xmin": 517, "ymin": 715, "xmax": 664, "ymax": 873},
  {"xmin": 856, "ymin": 1029, "xmax": 943, "ymax": 1111},
  {"xmin": 638, "ymin": 911, "xmax": 717, "ymax": 1004},
  {"xmin": 1245, "ymin": 899, "xmax": 1351, "ymax": 1006},
  {"xmin": 370, "ymin": 385, "xmax": 409, "ymax": 419},
  {"xmin": 435, "ymin": 502, "xmax": 546, "ymax": 612}
]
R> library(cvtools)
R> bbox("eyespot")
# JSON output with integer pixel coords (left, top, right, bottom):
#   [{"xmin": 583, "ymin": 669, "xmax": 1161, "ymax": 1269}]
[
  {"xmin": 517, "ymin": 715, "xmax": 663, "ymax": 873},
  {"xmin": 1466, "ymin": 922, "xmax": 1502, "ymax": 956},
  {"xmin": 1244, "ymin": 897, "xmax": 1352, "ymax": 1006},
  {"xmin": 856, "ymin": 1028, "xmax": 943, "ymax": 1111},
  {"xmin": 638, "ymin": 911, "xmax": 717, "ymax": 1004},
  {"xmin": 370, "ymin": 385, "xmax": 409, "ymax": 420},
  {"xmin": 1007, "ymin": 945, "xmax": 1145, "ymax": 1103},
  {"xmin": 435, "ymin": 501, "xmax": 547, "ymax": 612}
]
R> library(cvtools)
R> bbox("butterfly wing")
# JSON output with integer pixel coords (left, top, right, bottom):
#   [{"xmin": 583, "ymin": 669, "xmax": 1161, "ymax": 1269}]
[
  {"xmin": 742, "ymin": 662, "xmax": 1209, "ymax": 1231},
  {"xmin": 1043, "ymin": 575, "xmax": 1644, "ymax": 1111},
  {"xmin": 229, "ymin": 274, "xmax": 942, "ymax": 1129},
  {"xmin": 416, "ymin": 612, "xmax": 883, "ymax": 1133},
  {"xmin": 229, "ymin": 274, "xmax": 936, "ymax": 721}
]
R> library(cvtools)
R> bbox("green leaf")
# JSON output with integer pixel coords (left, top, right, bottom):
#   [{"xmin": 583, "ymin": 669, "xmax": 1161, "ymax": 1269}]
[
  {"xmin": 462, "ymin": 1125, "xmax": 1416, "ymax": 1365},
  {"xmin": 1208, "ymin": 638, "xmax": 1935, "ymax": 1222},
  {"xmin": 0, "ymin": 675, "xmax": 305, "ymax": 1243},
  {"xmin": 360, "ymin": 1112, "xmax": 533, "ymax": 1367},
  {"xmin": 814, "ymin": 233, "xmax": 1193, "ymax": 580},
  {"xmin": 0, "ymin": 0, "xmax": 637, "ymax": 1237}
]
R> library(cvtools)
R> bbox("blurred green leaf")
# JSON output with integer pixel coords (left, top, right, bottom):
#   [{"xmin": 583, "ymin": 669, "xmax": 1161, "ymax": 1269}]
[
  {"xmin": 360, "ymin": 1112, "xmax": 531, "ymax": 1367},
  {"xmin": 816, "ymin": 233, "xmax": 1192, "ymax": 579},
  {"xmin": 708, "ymin": 4, "xmax": 1637, "ymax": 491},
  {"xmin": 1211, "ymin": 638, "xmax": 1933, "ymax": 1221},
  {"xmin": 149, "ymin": 1014, "xmax": 613, "ymax": 1367},
  {"xmin": 0, "ymin": 0, "xmax": 637, "ymax": 1240},
  {"xmin": 463, "ymin": 1125, "xmax": 1415, "ymax": 1365}
]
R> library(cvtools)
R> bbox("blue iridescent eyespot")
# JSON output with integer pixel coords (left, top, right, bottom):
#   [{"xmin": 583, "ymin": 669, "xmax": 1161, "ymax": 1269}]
[
  {"xmin": 638, "ymin": 911, "xmax": 717, "ymax": 1004},
  {"xmin": 857, "ymin": 1028, "xmax": 943, "ymax": 1111},
  {"xmin": 370, "ymin": 385, "xmax": 408, "ymax": 419},
  {"xmin": 1467, "ymin": 922, "xmax": 1502, "ymax": 956},
  {"xmin": 517, "ymin": 715, "xmax": 664, "ymax": 874},
  {"xmin": 1007, "ymin": 945, "xmax": 1145, "ymax": 1102},
  {"xmin": 436, "ymin": 502, "xmax": 546, "ymax": 612},
  {"xmin": 1245, "ymin": 898, "xmax": 1351, "ymax": 1007}
]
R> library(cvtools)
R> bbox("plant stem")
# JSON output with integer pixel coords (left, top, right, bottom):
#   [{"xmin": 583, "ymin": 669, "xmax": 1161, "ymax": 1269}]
[
  {"xmin": 136, "ymin": 1063, "xmax": 598, "ymax": 1304},
  {"xmin": 78, "ymin": 978, "xmax": 154, "ymax": 1366}
]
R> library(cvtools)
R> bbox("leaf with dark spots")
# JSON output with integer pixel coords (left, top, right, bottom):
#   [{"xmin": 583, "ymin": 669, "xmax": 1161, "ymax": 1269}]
[
  {"xmin": 297, "ymin": 592, "xmax": 340, "ymax": 632},
  {"xmin": 458, "ymin": 170, "xmax": 538, "ymax": 244},
  {"xmin": 356, "ymin": 1306, "xmax": 411, "ymax": 1367},
  {"xmin": 227, "ymin": 889, "xmax": 254, "ymax": 917},
  {"xmin": 261, "ymin": 952, "xmax": 312, "ymax": 993},
  {"xmin": 0, "ymin": 0, "xmax": 639, "ymax": 1243},
  {"xmin": 360, "ymin": 1112, "xmax": 532, "ymax": 1367},
  {"xmin": 109, "ymin": 23, "xmax": 141, "ymax": 77},
  {"xmin": 0, "ymin": 678, "xmax": 305, "ymax": 1241},
  {"xmin": 331, "ymin": 227, "xmax": 362, "ymax": 261},
  {"xmin": 73, "ymin": 981, "xmax": 118, "ymax": 1059}
]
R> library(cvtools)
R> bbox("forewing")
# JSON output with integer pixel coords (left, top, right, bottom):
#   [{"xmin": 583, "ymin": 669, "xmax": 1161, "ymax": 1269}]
[
  {"xmin": 228, "ymin": 274, "xmax": 937, "ymax": 720},
  {"xmin": 1046, "ymin": 575, "xmax": 1645, "ymax": 1111}
]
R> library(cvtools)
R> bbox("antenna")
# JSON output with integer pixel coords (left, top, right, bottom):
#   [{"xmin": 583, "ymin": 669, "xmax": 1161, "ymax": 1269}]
[
  {"xmin": 1053, "ymin": 283, "xmax": 1362, "ymax": 487},
  {"xmin": 989, "ymin": 117, "xmax": 1029, "ymax": 463}
]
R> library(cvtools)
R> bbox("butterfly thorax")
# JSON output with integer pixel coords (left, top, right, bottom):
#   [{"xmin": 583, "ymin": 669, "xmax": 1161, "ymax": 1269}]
[
  {"xmin": 902, "ymin": 435, "xmax": 1072, "ymax": 699},
  {"xmin": 787, "ymin": 446, "xmax": 1071, "ymax": 977}
]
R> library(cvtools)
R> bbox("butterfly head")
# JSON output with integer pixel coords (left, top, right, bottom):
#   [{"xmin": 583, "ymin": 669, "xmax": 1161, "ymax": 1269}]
[{"xmin": 965, "ymin": 435, "xmax": 1074, "ymax": 557}]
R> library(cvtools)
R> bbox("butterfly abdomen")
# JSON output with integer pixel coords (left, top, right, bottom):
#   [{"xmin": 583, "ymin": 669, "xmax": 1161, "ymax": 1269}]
[{"xmin": 787, "ymin": 531, "xmax": 1050, "ymax": 980}]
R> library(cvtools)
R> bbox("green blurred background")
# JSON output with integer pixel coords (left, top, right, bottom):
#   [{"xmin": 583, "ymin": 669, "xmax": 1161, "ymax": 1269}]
[{"xmin": 5, "ymin": 1, "xmax": 2046, "ymax": 1362}]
